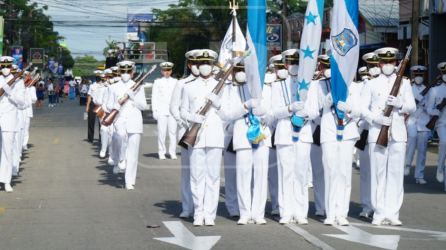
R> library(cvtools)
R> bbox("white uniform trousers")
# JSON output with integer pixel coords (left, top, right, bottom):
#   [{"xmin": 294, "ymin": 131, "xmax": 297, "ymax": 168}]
[
  {"xmin": 405, "ymin": 125, "xmax": 428, "ymax": 179},
  {"xmin": 369, "ymin": 142, "xmax": 405, "ymax": 221},
  {"xmin": 157, "ymin": 115, "xmax": 177, "ymax": 156},
  {"xmin": 277, "ymin": 141, "xmax": 311, "ymax": 219},
  {"xmin": 268, "ymin": 148, "xmax": 278, "ymax": 211},
  {"xmin": 223, "ymin": 134, "xmax": 238, "ymax": 213},
  {"xmin": 181, "ymin": 146, "xmax": 193, "ymax": 212},
  {"xmin": 99, "ymin": 121, "xmax": 111, "ymax": 154},
  {"xmin": 112, "ymin": 129, "xmax": 128, "ymax": 163},
  {"xmin": 12, "ymin": 131, "xmax": 22, "ymax": 173},
  {"xmin": 124, "ymin": 133, "xmax": 141, "ymax": 185},
  {"xmin": 437, "ymin": 126, "xmax": 446, "ymax": 188},
  {"xmin": 0, "ymin": 131, "xmax": 16, "ymax": 184},
  {"xmin": 189, "ymin": 147, "xmax": 222, "ymax": 220},
  {"xmin": 236, "ymin": 146, "xmax": 269, "ymax": 220},
  {"xmin": 358, "ymin": 144, "xmax": 372, "ymax": 213},
  {"xmin": 310, "ymin": 144, "xmax": 325, "ymax": 214},
  {"xmin": 322, "ymin": 140, "xmax": 355, "ymax": 219},
  {"xmin": 23, "ymin": 117, "xmax": 31, "ymax": 148},
  {"xmin": 107, "ymin": 124, "xmax": 114, "ymax": 159}
]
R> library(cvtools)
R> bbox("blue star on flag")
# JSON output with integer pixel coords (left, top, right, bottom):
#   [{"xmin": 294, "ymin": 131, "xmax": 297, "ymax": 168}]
[
  {"xmin": 305, "ymin": 11, "xmax": 318, "ymax": 25},
  {"xmin": 301, "ymin": 45, "xmax": 316, "ymax": 59},
  {"xmin": 298, "ymin": 79, "xmax": 310, "ymax": 91}
]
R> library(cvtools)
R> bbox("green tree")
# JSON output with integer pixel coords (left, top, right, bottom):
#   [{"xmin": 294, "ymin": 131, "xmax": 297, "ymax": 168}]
[
  {"xmin": 75, "ymin": 55, "xmax": 98, "ymax": 63},
  {"xmin": 61, "ymin": 48, "xmax": 75, "ymax": 69},
  {"xmin": 103, "ymin": 40, "xmax": 117, "ymax": 57}
]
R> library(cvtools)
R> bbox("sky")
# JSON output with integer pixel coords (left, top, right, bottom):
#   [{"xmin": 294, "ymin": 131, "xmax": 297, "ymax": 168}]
[{"xmin": 33, "ymin": 0, "xmax": 175, "ymax": 59}]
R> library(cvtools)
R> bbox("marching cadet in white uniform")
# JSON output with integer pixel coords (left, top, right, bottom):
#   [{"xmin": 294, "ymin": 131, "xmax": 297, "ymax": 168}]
[
  {"xmin": 271, "ymin": 49, "xmax": 319, "ymax": 225},
  {"xmin": 405, "ymin": 66, "xmax": 430, "ymax": 185},
  {"xmin": 103, "ymin": 67, "xmax": 118, "ymax": 168},
  {"xmin": 94, "ymin": 71, "xmax": 112, "ymax": 158},
  {"xmin": 23, "ymin": 72, "xmax": 37, "ymax": 150},
  {"xmin": 316, "ymin": 55, "xmax": 361, "ymax": 226},
  {"xmin": 180, "ymin": 50, "xmax": 226, "ymax": 226},
  {"xmin": 12, "ymin": 66, "xmax": 26, "ymax": 176},
  {"xmin": 86, "ymin": 70, "xmax": 101, "ymax": 143},
  {"xmin": 360, "ymin": 48, "xmax": 416, "ymax": 226},
  {"xmin": 227, "ymin": 62, "xmax": 272, "ymax": 225},
  {"xmin": 112, "ymin": 66, "xmax": 121, "ymax": 83},
  {"xmin": 427, "ymin": 62, "xmax": 446, "ymax": 189},
  {"xmin": 169, "ymin": 50, "xmax": 200, "ymax": 218},
  {"xmin": 152, "ymin": 62, "xmax": 178, "ymax": 160},
  {"xmin": 0, "ymin": 56, "xmax": 25, "ymax": 192},
  {"xmin": 106, "ymin": 61, "xmax": 147, "ymax": 190}
]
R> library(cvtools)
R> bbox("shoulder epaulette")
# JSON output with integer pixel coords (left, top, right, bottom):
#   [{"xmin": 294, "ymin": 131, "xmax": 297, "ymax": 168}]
[
  {"xmin": 185, "ymin": 78, "xmax": 196, "ymax": 84},
  {"xmin": 368, "ymin": 76, "xmax": 375, "ymax": 80},
  {"xmin": 274, "ymin": 78, "xmax": 285, "ymax": 82},
  {"xmin": 156, "ymin": 78, "xmax": 160, "ymax": 80},
  {"xmin": 403, "ymin": 76, "xmax": 409, "ymax": 80},
  {"xmin": 356, "ymin": 80, "xmax": 362, "ymax": 83},
  {"xmin": 313, "ymin": 76, "xmax": 324, "ymax": 81},
  {"xmin": 264, "ymin": 82, "xmax": 272, "ymax": 87}
]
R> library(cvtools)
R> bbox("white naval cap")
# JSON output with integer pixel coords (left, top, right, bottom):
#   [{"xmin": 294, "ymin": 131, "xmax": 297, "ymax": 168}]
[
  {"xmin": 0, "ymin": 56, "xmax": 14, "ymax": 65},
  {"xmin": 104, "ymin": 69, "xmax": 113, "ymax": 76},
  {"xmin": 318, "ymin": 54, "xmax": 330, "ymax": 66},
  {"xmin": 110, "ymin": 66, "xmax": 119, "ymax": 75},
  {"xmin": 160, "ymin": 62, "xmax": 174, "ymax": 70},
  {"xmin": 268, "ymin": 63, "xmax": 275, "ymax": 70},
  {"xmin": 281, "ymin": 49, "xmax": 299, "ymax": 61},
  {"xmin": 437, "ymin": 62, "xmax": 446, "ymax": 72},
  {"xmin": 93, "ymin": 70, "xmax": 103, "ymax": 76},
  {"xmin": 362, "ymin": 52, "xmax": 379, "ymax": 64},
  {"xmin": 139, "ymin": 42, "xmax": 144, "ymax": 46},
  {"xmin": 410, "ymin": 65, "xmax": 427, "ymax": 75},
  {"xmin": 358, "ymin": 66, "xmax": 369, "ymax": 75},
  {"xmin": 185, "ymin": 49, "xmax": 201, "ymax": 60},
  {"xmin": 193, "ymin": 49, "xmax": 218, "ymax": 61},
  {"xmin": 374, "ymin": 47, "xmax": 399, "ymax": 60},
  {"xmin": 117, "ymin": 60, "xmax": 135, "ymax": 72},
  {"xmin": 269, "ymin": 55, "xmax": 283, "ymax": 65}
]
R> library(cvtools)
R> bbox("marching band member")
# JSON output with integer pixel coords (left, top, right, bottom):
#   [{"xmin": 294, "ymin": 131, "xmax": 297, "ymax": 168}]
[
  {"xmin": 271, "ymin": 49, "xmax": 319, "ymax": 224},
  {"xmin": 427, "ymin": 62, "xmax": 446, "ymax": 189},
  {"xmin": 405, "ymin": 66, "xmax": 430, "ymax": 185},
  {"xmin": 360, "ymin": 48, "xmax": 416, "ymax": 226},
  {"xmin": 170, "ymin": 50, "xmax": 200, "ymax": 218},
  {"xmin": 106, "ymin": 61, "xmax": 147, "ymax": 190},
  {"xmin": 0, "ymin": 56, "xmax": 26, "ymax": 192},
  {"xmin": 153, "ymin": 62, "xmax": 178, "ymax": 160},
  {"xmin": 316, "ymin": 55, "xmax": 361, "ymax": 226},
  {"xmin": 180, "ymin": 49, "xmax": 226, "ymax": 226}
]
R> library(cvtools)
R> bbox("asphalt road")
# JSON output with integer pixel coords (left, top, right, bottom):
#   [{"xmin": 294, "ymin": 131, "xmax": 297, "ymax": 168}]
[{"xmin": 1, "ymin": 97, "xmax": 446, "ymax": 250}]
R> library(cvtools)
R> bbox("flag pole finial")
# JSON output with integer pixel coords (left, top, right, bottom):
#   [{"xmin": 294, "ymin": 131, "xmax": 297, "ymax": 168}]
[{"xmin": 229, "ymin": 0, "xmax": 239, "ymax": 10}]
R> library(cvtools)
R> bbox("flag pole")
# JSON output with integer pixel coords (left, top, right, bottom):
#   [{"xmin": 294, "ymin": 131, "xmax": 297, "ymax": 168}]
[{"xmin": 229, "ymin": 0, "xmax": 239, "ymax": 59}]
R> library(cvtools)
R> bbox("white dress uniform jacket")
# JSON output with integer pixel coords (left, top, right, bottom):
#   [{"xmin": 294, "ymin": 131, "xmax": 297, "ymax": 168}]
[
  {"xmin": 360, "ymin": 74, "xmax": 416, "ymax": 142},
  {"xmin": 407, "ymin": 84, "xmax": 430, "ymax": 132},
  {"xmin": 106, "ymin": 80, "xmax": 147, "ymax": 134},
  {"xmin": 426, "ymin": 84, "xmax": 446, "ymax": 129},
  {"xmin": 170, "ymin": 74, "xmax": 196, "ymax": 138},
  {"xmin": 153, "ymin": 77, "xmax": 177, "ymax": 116},
  {"xmin": 0, "ymin": 75, "xmax": 26, "ymax": 131},
  {"xmin": 180, "ymin": 77, "xmax": 226, "ymax": 149},
  {"xmin": 26, "ymin": 86, "xmax": 37, "ymax": 118}
]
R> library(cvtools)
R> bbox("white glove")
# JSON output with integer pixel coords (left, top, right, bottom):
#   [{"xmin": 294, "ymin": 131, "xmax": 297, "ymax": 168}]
[
  {"xmin": 295, "ymin": 109, "xmax": 309, "ymax": 118},
  {"xmin": 290, "ymin": 101, "xmax": 305, "ymax": 112},
  {"xmin": 337, "ymin": 101, "xmax": 352, "ymax": 113},
  {"xmin": 206, "ymin": 93, "xmax": 221, "ymax": 109},
  {"xmin": 126, "ymin": 89, "xmax": 136, "ymax": 100},
  {"xmin": 244, "ymin": 98, "xmax": 261, "ymax": 109},
  {"xmin": 187, "ymin": 114, "xmax": 206, "ymax": 124},
  {"xmin": 113, "ymin": 103, "xmax": 122, "ymax": 111},
  {"xmin": 324, "ymin": 94, "xmax": 333, "ymax": 107},
  {"xmin": 252, "ymin": 106, "xmax": 267, "ymax": 117},
  {"xmin": 374, "ymin": 116, "xmax": 391, "ymax": 126},
  {"xmin": 386, "ymin": 96, "xmax": 402, "ymax": 108},
  {"xmin": 2, "ymin": 85, "xmax": 12, "ymax": 95},
  {"xmin": 432, "ymin": 109, "xmax": 441, "ymax": 116},
  {"xmin": 415, "ymin": 94, "xmax": 423, "ymax": 102},
  {"xmin": 153, "ymin": 110, "xmax": 159, "ymax": 120}
]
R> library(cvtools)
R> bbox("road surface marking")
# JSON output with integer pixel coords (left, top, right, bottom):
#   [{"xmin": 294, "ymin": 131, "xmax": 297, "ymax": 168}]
[
  {"xmin": 351, "ymin": 223, "xmax": 446, "ymax": 241},
  {"xmin": 286, "ymin": 223, "xmax": 336, "ymax": 250},
  {"xmin": 0, "ymin": 207, "xmax": 5, "ymax": 214},
  {"xmin": 53, "ymin": 138, "xmax": 59, "ymax": 144}
]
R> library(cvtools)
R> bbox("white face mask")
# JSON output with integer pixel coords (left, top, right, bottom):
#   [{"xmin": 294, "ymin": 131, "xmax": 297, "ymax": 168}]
[
  {"xmin": 109, "ymin": 78, "xmax": 115, "ymax": 84},
  {"xmin": 191, "ymin": 65, "xmax": 200, "ymax": 76},
  {"xmin": 442, "ymin": 75, "xmax": 446, "ymax": 83},
  {"xmin": 199, "ymin": 65, "xmax": 212, "ymax": 77},
  {"xmin": 323, "ymin": 69, "xmax": 331, "ymax": 79},
  {"xmin": 114, "ymin": 76, "xmax": 120, "ymax": 82},
  {"xmin": 368, "ymin": 67, "xmax": 381, "ymax": 76},
  {"xmin": 121, "ymin": 73, "xmax": 131, "ymax": 82},
  {"xmin": 288, "ymin": 65, "xmax": 299, "ymax": 76},
  {"xmin": 2, "ymin": 68, "xmax": 11, "ymax": 76},
  {"xmin": 277, "ymin": 69, "xmax": 288, "ymax": 79},
  {"xmin": 381, "ymin": 64, "xmax": 395, "ymax": 76},
  {"xmin": 414, "ymin": 76, "xmax": 424, "ymax": 85},
  {"xmin": 235, "ymin": 71, "xmax": 246, "ymax": 83}
]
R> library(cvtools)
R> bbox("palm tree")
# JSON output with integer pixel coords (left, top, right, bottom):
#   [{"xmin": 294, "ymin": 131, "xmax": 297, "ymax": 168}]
[{"xmin": 103, "ymin": 40, "xmax": 117, "ymax": 57}]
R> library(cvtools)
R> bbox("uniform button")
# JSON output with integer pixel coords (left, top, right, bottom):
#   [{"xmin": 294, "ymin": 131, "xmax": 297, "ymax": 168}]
[
  {"xmin": 378, "ymin": 93, "xmax": 380, "ymax": 96},
  {"xmin": 388, "ymin": 80, "xmax": 390, "ymax": 83},
  {"xmin": 378, "ymin": 107, "xmax": 381, "ymax": 109},
  {"xmin": 293, "ymin": 94, "xmax": 296, "ymax": 96},
  {"xmin": 206, "ymin": 124, "xmax": 208, "ymax": 127},
  {"xmin": 194, "ymin": 97, "xmax": 197, "ymax": 99}
]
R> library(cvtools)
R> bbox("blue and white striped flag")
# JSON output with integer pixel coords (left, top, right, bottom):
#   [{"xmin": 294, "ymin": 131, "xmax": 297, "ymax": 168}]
[
  {"xmin": 291, "ymin": 0, "xmax": 325, "ymax": 138},
  {"xmin": 330, "ymin": 0, "xmax": 359, "ymax": 139},
  {"xmin": 245, "ymin": 0, "xmax": 267, "ymax": 147}
]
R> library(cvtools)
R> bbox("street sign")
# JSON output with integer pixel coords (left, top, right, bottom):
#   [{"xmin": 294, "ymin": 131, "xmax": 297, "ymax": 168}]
[
  {"xmin": 30, "ymin": 48, "xmax": 45, "ymax": 69},
  {"xmin": 267, "ymin": 24, "xmax": 282, "ymax": 50}
]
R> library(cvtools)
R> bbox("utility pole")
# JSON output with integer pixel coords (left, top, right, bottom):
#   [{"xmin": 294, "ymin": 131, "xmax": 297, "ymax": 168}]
[
  {"xmin": 410, "ymin": 0, "xmax": 419, "ymax": 67},
  {"xmin": 282, "ymin": 0, "xmax": 287, "ymax": 52}
]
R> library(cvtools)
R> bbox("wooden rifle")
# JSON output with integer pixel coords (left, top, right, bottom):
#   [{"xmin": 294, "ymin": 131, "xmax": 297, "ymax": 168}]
[
  {"xmin": 415, "ymin": 75, "xmax": 441, "ymax": 104},
  {"xmin": 179, "ymin": 55, "xmax": 242, "ymax": 147},
  {"xmin": 26, "ymin": 73, "xmax": 40, "ymax": 87},
  {"xmin": 0, "ymin": 63, "xmax": 33, "ymax": 97},
  {"xmin": 376, "ymin": 45, "xmax": 412, "ymax": 147},
  {"xmin": 101, "ymin": 65, "xmax": 157, "ymax": 126},
  {"xmin": 426, "ymin": 98, "xmax": 446, "ymax": 130},
  {"xmin": 23, "ymin": 67, "xmax": 38, "ymax": 85}
]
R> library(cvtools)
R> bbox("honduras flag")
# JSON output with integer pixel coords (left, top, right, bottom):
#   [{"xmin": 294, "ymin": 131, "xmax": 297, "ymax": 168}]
[
  {"xmin": 217, "ymin": 18, "xmax": 246, "ymax": 69},
  {"xmin": 291, "ymin": 0, "xmax": 325, "ymax": 141},
  {"xmin": 245, "ymin": 0, "xmax": 267, "ymax": 147},
  {"xmin": 330, "ymin": 0, "xmax": 359, "ymax": 140}
]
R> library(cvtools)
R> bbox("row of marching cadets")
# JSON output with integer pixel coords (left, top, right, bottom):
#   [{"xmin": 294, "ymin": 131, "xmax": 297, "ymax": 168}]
[
  {"xmin": 0, "ymin": 56, "xmax": 38, "ymax": 193},
  {"xmin": 89, "ymin": 61, "xmax": 147, "ymax": 190}
]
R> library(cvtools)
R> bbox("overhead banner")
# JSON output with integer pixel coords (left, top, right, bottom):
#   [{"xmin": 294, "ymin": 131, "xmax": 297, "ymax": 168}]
[
  {"xmin": 11, "ymin": 46, "xmax": 23, "ymax": 69},
  {"xmin": 30, "ymin": 48, "xmax": 45, "ymax": 69},
  {"xmin": 127, "ymin": 13, "xmax": 153, "ymax": 40},
  {"xmin": 0, "ymin": 16, "xmax": 3, "ymax": 57},
  {"xmin": 266, "ymin": 24, "xmax": 281, "ymax": 50},
  {"xmin": 47, "ymin": 57, "xmax": 59, "ymax": 75}
]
